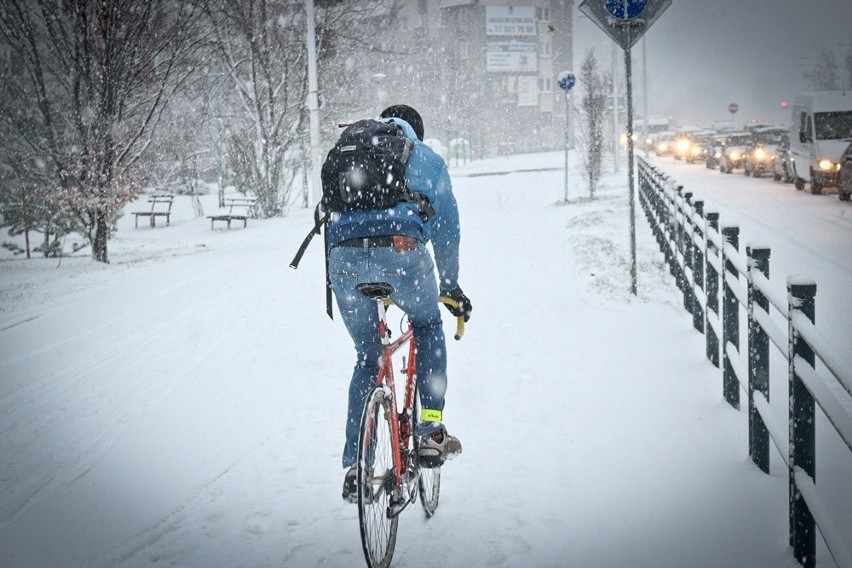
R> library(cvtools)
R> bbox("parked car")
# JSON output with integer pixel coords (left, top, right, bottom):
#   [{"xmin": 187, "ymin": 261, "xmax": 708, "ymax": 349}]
[
  {"xmin": 839, "ymin": 140, "xmax": 852, "ymax": 201},
  {"xmin": 718, "ymin": 132, "xmax": 753, "ymax": 173},
  {"xmin": 771, "ymin": 131, "xmax": 795, "ymax": 183},
  {"xmin": 744, "ymin": 126, "xmax": 787, "ymax": 178}
]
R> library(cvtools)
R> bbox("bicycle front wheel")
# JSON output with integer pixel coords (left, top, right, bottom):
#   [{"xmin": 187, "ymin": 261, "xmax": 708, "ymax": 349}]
[{"xmin": 357, "ymin": 386, "xmax": 399, "ymax": 568}]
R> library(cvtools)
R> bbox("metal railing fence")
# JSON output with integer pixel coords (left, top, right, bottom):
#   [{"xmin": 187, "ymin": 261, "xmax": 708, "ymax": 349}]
[{"xmin": 638, "ymin": 158, "xmax": 852, "ymax": 568}]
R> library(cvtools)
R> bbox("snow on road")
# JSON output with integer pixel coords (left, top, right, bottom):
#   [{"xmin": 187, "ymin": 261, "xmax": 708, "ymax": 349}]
[{"xmin": 1, "ymin": 151, "xmax": 849, "ymax": 567}]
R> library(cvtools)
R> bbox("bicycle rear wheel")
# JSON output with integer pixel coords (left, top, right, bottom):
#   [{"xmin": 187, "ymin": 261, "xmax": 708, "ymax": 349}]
[
  {"xmin": 417, "ymin": 459, "xmax": 441, "ymax": 517},
  {"xmin": 414, "ymin": 388, "xmax": 441, "ymax": 517},
  {"xmin": 357, "ymin": 386, "xmax": 399, "ymax": 568}
]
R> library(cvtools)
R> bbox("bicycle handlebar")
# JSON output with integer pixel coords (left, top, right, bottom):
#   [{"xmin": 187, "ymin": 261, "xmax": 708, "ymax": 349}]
[
  {"xmin": 383, "ymin": 296, "xmax": 466, "ymax": 340},
  {"xmin": 438, "ymin": 295, "xmax": 466, "ymax": 341}
]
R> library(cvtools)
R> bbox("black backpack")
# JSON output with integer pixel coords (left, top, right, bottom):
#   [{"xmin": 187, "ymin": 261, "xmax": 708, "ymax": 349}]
[
  {"xmin": 320, "ymin": 119, "xmax": 413, "ymax": 212},
  {"xmin": 291, "ymin": 118, "xmax": 434, "ymax": 319}
]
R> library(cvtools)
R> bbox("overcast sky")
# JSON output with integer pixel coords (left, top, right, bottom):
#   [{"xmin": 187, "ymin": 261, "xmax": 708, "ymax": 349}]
[{"xmin": 573, "ymin": 0, "xmax": 852, "ymax": 128}]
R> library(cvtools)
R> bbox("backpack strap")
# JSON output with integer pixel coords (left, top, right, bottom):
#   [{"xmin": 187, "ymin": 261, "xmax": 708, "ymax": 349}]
[
  {"xmin": 405, "ymin": 189, "xmax": 436, "ymax": 221},
  {"xmin": 289, "ymin": 204, "xmax": 327, "ymax": 270},
  {"xmin": 289, "ymin": 204, "xmax": 335, "ymax": 320}
]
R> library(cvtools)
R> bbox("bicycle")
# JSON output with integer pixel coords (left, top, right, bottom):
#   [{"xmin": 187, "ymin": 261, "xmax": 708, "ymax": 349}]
[{"xmin": 353, "ymin": 282, "xmax": 465, "ymax": 568}]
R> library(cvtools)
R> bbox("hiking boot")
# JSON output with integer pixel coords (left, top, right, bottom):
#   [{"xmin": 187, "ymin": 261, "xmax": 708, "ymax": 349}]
[
  {"xmin": 418, "ymin": 426, "xmax": 462, "ymax": 468},
  {"xmin": 342, "ymin": 465, "xmax": 358, "ymax": 503}
]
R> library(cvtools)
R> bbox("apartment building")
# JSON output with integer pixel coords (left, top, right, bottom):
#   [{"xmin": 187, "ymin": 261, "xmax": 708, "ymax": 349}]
[{"xmin": 373, "ymin": 1, "xmax": 575, "ymax": 157}]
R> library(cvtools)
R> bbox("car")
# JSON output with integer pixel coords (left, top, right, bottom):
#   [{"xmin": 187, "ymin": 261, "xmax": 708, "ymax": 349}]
[
  {"xmin": 839, "ymin": 140, "xmax": 852, "ymax": 201},
  {"xmin": 744, "ymin": 126, "xmax": 787, "ymax": 178},
  {"xmin": 789, "ymin": 91, "xmax": 852, "ymax": 194},
  {"xmin": 653, "ymin": 130, "xmax": 677, "ymax": 156},
  {"xmin": 771, "ymin": 130, "xmax": 795, "ymax": 183},
  {"xmin": 705, "ymin": 134, "xmax": 727, "ymax": 169},
  {"xmin": 686, "ymin": 130, "xmax": 715, "ymax": 164},
  {"xmin": 672, "ymin": 128, "xmax": 702, "ymax": 160},
  {"xmin": 718, "ymin": 132, "xmax": 753, "ymax": 173}
]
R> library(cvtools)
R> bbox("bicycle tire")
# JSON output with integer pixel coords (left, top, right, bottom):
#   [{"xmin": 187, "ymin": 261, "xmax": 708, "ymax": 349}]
[
  {"xmin": 357, "ymin": 386, "xmax": 399, "ymax": 568},
  {"xmin": 414, "ymin": 387, "xmax": 441, "ymax": 517}
]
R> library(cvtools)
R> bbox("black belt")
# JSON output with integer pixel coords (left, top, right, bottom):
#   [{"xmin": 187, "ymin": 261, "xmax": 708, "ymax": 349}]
[{"xmin": 337, "ymin": 236, "xmax": 397, "ymax": 248}]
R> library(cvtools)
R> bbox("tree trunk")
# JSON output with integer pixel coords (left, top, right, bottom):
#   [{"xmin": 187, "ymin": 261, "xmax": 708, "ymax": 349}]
[
  {"xmin": 22, "ymin": 191, "xmax": 31, "ymax": 259},
  {"xmin": 93, "ymin": 209, "xmax": 109, "ymax": 263}
]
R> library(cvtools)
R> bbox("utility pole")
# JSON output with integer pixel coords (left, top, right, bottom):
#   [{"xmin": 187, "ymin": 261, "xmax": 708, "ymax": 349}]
[{"xmin": 305, "ymin": 0, "xmax": 322, "ymax": 208}]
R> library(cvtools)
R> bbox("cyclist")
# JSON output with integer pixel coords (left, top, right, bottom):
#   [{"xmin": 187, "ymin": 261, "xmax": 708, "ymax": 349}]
[{"xmin": 326, "ymin": 104, "xmax": 472, "ymax": 502}]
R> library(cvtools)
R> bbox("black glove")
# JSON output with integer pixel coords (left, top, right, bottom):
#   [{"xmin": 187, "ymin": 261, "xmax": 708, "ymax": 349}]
[{"xmin": 441, "ymin": 286, "xmax": 472, "ymax": 322}]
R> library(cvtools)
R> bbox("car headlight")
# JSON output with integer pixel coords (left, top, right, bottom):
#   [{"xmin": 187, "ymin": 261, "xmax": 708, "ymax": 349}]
[
  {"xmin": 730, "ymin": 151, "xmax": 741, "ymax": 160},
  {"xmin": 658, "ymin": 143, "xmax": 668, "ymax": 152},
  {"xmin": 818, "ymin": 159, "xmax": 836, "ymax": 171},
  {"xmin": 754, "ymin": 148, "xmax": 767, "ymax": 161},
  {"xmin": 714, "ymin": 151, "xmax": 722, "ymax": 159}
]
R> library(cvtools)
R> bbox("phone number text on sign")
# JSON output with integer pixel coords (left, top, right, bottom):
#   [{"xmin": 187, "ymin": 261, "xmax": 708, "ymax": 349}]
[{"xmin": 486, "ymin": 6, "xmax": 536, "ymax": 36}]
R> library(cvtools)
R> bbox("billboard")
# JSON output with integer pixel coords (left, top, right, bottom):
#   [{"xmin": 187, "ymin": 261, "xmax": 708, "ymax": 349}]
[
  {"xmin": 517, "ymin": 76, "xmax": 539, "ymax": 107},
  {"xmin": 486, "ymin": 43, "xmax": 537, "ymax": 73},
  {"xmin": 485, "ymin": 6, "xmax": 536, "ymax": 36}
]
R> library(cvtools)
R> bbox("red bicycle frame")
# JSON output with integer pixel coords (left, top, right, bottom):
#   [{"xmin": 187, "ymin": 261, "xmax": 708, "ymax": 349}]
[{"xmin": 373, "ymin": 300, "xmax": 418, "ymax": 494}]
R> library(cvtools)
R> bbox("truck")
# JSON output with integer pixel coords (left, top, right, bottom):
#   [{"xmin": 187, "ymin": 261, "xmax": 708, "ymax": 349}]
[{"xmin": 788, "ymin": 91, "xmax": 852, "ymax": 194}]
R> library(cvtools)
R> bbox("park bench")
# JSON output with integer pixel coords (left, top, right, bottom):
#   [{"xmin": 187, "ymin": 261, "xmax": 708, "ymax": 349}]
[
  {"xmin": 207, "ymin": 197, "xmax": 257, "ymax": 229},
  {"xmin": 133, "ymin": 194, "xmax": 174, "ymax": 228}
]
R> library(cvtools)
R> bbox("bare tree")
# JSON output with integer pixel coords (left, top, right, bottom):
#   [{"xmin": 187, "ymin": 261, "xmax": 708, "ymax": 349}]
[
  {"xmin": 199, "ymin": 0, "xmax": 404, "ymax": 217},
  {"xmin": 0, "ymin": 1, "xmax": 202, "ymax": 263},
  {"xmin": 202, "ymin": 0, "xmax": 310, "ymax": 218},
  {"xmin": 846, "ymin": 39, "xmax": 852, "ymax": 90},
  {"xmin": 803, "ymin": 48, "xmax": 839, "ymax": 91},
  {"xmin": 578, "ymin": 49, "xmax": 607, "ymax": 199}
]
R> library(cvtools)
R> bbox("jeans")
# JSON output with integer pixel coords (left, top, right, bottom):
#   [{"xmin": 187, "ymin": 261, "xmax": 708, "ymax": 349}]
[{"xmin": 328, "ymin": 242, "xmax": 447, "ymax": 468}]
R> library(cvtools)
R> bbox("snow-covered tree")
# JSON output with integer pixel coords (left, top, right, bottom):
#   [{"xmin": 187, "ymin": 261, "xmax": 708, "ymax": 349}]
[
  {"xmin": 579, "ymin": 49, "xmax": 607, "ymax": 199},
  {"xmin": 0, "ymin": 1, "xmax": 202, "ymax": 263},
  {"xmin": 201, "ymin": 0, "xmax": 309, "ymax": 217},
  {"xmin": 199, "ymin": 0, "xmax": 403, "ymax": 217}
]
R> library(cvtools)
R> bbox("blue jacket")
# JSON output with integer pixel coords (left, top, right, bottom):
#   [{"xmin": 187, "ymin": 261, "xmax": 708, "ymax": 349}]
[{"xmin": 325, "ymin": 118, "xmax": 461, "ymax": 292}]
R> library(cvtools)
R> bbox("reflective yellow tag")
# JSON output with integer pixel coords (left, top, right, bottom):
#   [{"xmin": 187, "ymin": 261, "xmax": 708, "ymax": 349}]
[{"xmin": 420, "ymin": 408, "xmax": 442, "ymax": 422}]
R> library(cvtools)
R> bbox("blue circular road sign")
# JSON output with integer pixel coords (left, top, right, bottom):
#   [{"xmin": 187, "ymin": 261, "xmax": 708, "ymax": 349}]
[
  {"xmin": 558, "ymin": 72, "xmax": 576, "ymax": 91},
  {"xmin": 605, "ymin": 0, "xmax": 648, "ymax": 19}
]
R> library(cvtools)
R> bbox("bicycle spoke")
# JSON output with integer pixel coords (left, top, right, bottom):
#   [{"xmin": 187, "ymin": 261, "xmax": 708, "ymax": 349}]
[{"xmin": 418, "ymin": 465, "xmax": 441, "ymax": 517}]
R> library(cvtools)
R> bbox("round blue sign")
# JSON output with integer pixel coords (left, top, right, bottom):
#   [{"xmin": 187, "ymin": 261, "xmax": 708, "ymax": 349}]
[
  {"xmin": 558, "ymin": 72, "xmax": 576, "ymax": 91},
  {"xmin": 605, "ymin": 0, "xmax": 647, "ymax": 19}
]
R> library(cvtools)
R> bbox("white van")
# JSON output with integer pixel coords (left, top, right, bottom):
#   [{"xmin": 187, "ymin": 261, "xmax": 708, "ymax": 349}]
[{"xmin": 789, "ymin": 91, "xmax": 852, "ymax": 193}]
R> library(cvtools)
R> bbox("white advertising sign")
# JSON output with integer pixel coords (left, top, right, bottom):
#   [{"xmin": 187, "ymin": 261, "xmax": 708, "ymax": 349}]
[
  {"xmin": 486, "ymin": 6, "xmax": 536, "ymax": 36},
  {"xmin": 517, "ymin": 75, "xmax": 539, "ymax": 107},
  {"xmin": 486, "ymin": 43, "xmax": 538, "ymax": 73}
]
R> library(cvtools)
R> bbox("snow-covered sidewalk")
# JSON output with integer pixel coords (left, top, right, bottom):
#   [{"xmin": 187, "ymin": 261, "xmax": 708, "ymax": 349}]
[{"xmin": 0, "ymin": 151, "xmax": 832, "ymax": 567}]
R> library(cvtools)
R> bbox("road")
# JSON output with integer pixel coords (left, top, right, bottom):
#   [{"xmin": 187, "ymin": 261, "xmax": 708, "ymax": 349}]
[{"xmin": 642, "ymin": 153, "xmax": 852, "ymax": 341}]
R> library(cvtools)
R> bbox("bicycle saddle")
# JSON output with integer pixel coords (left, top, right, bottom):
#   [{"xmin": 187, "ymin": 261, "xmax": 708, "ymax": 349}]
[{"xmin": 356, "ymin": 282, "xmax": 394, "ymax": 299}]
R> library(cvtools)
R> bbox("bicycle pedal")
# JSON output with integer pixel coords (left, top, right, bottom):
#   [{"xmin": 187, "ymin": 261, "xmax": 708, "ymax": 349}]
[{"xmin": 418, "ymin": 454, "xmax": 445, "ymax": 469}]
